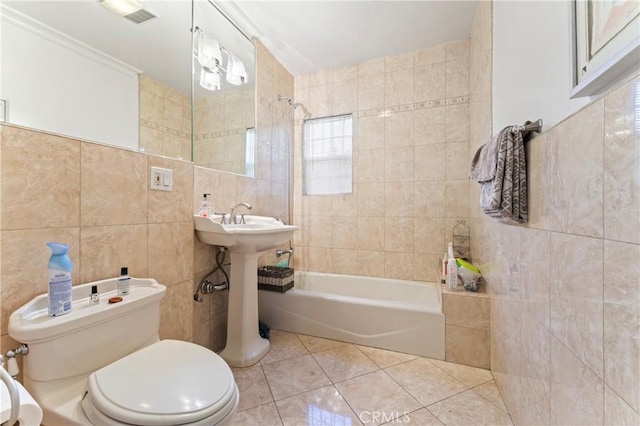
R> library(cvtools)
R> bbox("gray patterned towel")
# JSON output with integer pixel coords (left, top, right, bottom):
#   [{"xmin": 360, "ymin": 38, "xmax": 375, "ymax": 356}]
[{"xmin": 469, "ymin": 126, "xmax": 528, "ymax": 223}]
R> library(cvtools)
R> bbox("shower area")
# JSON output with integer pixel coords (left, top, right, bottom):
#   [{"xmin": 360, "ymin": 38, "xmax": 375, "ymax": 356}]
[
  {"xmin": 256, "ymin": 40, "xmax": 478, "ymax": 361},
  {"xmin": 286, "ymin": 40, "xmax": 473, "ymax": 283}
]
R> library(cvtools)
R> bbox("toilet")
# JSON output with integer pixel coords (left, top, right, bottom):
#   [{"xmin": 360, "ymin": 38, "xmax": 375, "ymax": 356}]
[{"xmin": 8, "ymin": 277, "xmax": 239, "ymax": 426}]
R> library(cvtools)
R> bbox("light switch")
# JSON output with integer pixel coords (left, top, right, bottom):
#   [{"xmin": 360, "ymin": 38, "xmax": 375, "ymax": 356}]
[
  {"xmin": 151, "ymin": 167, "xmax": 173, "ymax": 191},
  {"xmin": 162, "ymin": 169, "xmax": 172, "ymax": 189}
]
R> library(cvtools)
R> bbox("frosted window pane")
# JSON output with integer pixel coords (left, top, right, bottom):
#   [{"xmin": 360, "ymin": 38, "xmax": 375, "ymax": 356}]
[{"xmin": 303, "ymin": 114, "xmax": 353, "ymax": 195}]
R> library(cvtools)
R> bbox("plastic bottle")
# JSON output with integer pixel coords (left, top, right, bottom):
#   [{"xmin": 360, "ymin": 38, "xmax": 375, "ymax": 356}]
[
  {"xmin": 47, "ymin": 242, "xmax": 73, "ymax": 317},
  {"xmin": 198, "ymin": 193, "xmax": 212, "ymax": 217},
  {"xmin": 446, "ymin": 242, "xmax": 459, "ymax": 291},
  {"xmin": 441, "ymin": 253, "xmax": 448, "ymax": 284},
  {"xmin": 118, "ymin": 267, "xmax": 130, "ymax": 296},
  {"xmin": 89, "ymin": 285, "xmax": 100, "ymax": 306}
]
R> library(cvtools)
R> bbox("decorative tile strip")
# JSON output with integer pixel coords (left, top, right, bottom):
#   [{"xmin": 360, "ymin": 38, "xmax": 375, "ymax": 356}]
[
  {"xmin": 353, "ymin": 96, "xmax": 469, "ymax": 118},
  {"xmin": 139, "ymin": 119, "xmax": 190, "ymax": 139},
  {"xmin": 193, "ymin": 127, "xmax": 248, "ymax": 140}
]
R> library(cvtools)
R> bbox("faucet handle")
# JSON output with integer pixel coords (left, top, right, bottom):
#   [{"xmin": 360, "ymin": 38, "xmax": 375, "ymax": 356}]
[
  {"xmin": 240, "ymin": 213, "xmax": 247, "ymax": 224},
  {"xmin": 214, "ymin": 212, "xmax": 228, "ymax": 224}
]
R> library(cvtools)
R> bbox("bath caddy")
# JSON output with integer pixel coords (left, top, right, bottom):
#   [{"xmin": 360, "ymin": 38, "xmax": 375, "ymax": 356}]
[{"xmin": 257, "ymin": 266, "xmax": 294, "ymax": 293}]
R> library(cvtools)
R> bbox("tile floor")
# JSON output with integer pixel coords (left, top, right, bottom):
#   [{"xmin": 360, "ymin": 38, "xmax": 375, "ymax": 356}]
[{"xmin": 230, "ymin": 330, "xmax": 513, "ymax": 425}]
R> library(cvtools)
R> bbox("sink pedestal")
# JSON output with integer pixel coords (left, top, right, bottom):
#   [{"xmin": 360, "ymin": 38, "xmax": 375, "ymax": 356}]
[{"xmin": 219, "ymin": 251, "xmax": 269, "ymax": 367}]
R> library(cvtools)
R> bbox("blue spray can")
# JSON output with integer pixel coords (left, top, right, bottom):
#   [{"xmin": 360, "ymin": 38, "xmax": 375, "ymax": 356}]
[{"xmin": 47, "ymin": 242, "xmax": 73, "ymax": 316}]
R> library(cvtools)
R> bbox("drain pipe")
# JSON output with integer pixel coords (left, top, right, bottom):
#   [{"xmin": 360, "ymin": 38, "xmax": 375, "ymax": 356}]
[{"xmin": 194, "ymin": 247, "xmax": 230, "ymax": 302}]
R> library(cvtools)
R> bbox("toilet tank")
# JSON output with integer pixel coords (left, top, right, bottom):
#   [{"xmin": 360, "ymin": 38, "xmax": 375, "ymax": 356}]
[{"xmin": 8, "ymin": 278, "xmax": 166, "ymax": 382}]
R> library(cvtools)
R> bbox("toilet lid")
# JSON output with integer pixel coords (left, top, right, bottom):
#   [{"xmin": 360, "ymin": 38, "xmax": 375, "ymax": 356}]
[{"xmin": 85, "ymin": 340, "xmax": 237, "ymax": 426}]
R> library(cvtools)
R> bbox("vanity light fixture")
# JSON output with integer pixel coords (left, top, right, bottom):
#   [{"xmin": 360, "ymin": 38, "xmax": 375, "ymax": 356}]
[{"xmin": 99, "ymin": 0, "xmax": 156, "ymax": 24}]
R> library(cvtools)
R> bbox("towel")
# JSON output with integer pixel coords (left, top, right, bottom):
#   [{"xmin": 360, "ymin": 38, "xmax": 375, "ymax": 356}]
[
  {"xmin": 196, "ymin": 31, "xmax": 222, "ymax": 71},
  {"xmin": 469, "ymin": 126, "xmax": 528, "ymax": 223},
  {"xmin": 225, "ymin": 52, "xmax": 247, "ymax": 85},
  {"xmin": 199, "ymin": 67, "xmax": 221, "ymax": 91}
]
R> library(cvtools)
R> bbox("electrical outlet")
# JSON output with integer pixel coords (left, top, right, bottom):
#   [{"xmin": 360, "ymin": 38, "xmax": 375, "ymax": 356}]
[{"xmin": 150, "ymin": 167, "xmax": 173, "ymax": 191}]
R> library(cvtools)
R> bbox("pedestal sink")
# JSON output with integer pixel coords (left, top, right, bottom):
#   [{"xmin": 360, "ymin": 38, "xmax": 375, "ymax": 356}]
[{"xmin": 193, "ymin": 215, "xmax": 298, "ymax": 367}]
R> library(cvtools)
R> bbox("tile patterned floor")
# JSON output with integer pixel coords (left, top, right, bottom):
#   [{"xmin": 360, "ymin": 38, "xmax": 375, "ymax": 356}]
[{"xmin": 230, "ymin": 330, "xmax": 513, "ymax": 426}]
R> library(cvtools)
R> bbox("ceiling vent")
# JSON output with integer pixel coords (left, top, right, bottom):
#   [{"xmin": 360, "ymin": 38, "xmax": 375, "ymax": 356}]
[
  {"xmin": 124, "ymin": 8, "xmax": 156, "ymax": 24},
  {"xmin": 100, "ymin": 0, "xmax": 156, "ymax": 24}
]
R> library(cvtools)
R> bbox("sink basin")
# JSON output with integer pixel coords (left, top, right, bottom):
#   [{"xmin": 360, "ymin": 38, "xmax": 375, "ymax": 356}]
[{"xmin": 193, "ymin": 215, "xmax": 298, "ymax": 252}]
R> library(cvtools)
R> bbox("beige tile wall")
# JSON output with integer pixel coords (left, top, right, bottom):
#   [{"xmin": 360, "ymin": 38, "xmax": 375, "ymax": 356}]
[
  {"xmin": 442, "ymin": 288, "xmax": 490, "ymax": 369},
  {"xmin": 470, "ymin": 1, "xmax": 640, "ymax": 424},
  {"xmin": 0, "ymin": 41, "xmax": 293, "ymax": 358},
  {"xmin": 193, "ymin": 87, "xmax": 255, "ymax": 174},
  {"xmin": 139, "ymin": 75, "xmax": 191, "ymax": 161},
  {"xmin": 292, "ymin": 40, "xmax": 471, "ymax": 281},
  {"xmin": 0, "ymin": 127, "xmax": 194, "ymax": 343}
]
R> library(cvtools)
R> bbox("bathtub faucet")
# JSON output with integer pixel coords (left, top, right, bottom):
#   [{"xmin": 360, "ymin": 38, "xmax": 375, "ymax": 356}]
[
  {"xmin": 276, "ymin": 246, "xmax": 293, "ymax": 268},
  {"xmin": 276, "ymin": 248, "xmax": 293, "ymax": 257},
  {"xmin": 230, "ymin": 202, "xmax": 252, "ymax": 224}
]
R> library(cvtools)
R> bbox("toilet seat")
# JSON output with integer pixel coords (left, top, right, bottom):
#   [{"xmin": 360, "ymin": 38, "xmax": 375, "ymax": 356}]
[{"xmin": 81, "ymin": 340, "xmax": 239, "ymax": 425}]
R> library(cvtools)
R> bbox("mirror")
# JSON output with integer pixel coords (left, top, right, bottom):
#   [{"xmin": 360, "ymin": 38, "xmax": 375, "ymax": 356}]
[
  {"xmin": 0, "ymin": 0, "xmax": 256, "ymax": 176},
  {"xmin": 191, "ymin": 0, "xmax": 256, "ymax": 175}
]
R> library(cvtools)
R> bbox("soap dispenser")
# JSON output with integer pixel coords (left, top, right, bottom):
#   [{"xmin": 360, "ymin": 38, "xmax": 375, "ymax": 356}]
[{"xmin": 198, "ymin": 193, "xmax": 212, "ymax": 217}]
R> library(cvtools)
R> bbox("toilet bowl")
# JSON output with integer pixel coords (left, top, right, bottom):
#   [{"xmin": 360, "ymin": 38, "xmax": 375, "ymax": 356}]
[
  {"xmin": 8, "ymin": 277, "xmax": 239, "ymax": 426},
  {"xmin": 81, "ymin": 340, "xmax": 238, "ymax": 425}
]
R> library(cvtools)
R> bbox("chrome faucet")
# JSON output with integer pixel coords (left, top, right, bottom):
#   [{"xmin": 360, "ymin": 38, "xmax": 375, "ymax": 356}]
[
  {"xmin": 276, "ymin": 249, "xmax": 293, "ymax": 257},
  {"xmin": 230, "ymin": 202, "xmax": 252, "ymax": 224}
]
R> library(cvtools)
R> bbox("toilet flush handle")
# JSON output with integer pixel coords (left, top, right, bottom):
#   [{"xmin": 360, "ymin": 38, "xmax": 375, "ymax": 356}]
[{"xmin": 4, "ymin": 344, "xmax": 28, "ymax": 379}]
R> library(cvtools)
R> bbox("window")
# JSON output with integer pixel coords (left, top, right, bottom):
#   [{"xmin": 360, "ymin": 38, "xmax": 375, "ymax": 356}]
[
  {"xmin": 303, "ymin": 114, "xmax": 353, "ymax": 195},
  {"xmin": 245, "ymin": 127, "xmax": 256, "ymax": 177}
]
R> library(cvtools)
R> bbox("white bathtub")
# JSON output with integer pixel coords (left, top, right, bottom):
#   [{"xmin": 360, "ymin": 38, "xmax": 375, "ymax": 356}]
[{"xmin": 258, "ymin": 271, "xmax": 445, "ymax": 360}]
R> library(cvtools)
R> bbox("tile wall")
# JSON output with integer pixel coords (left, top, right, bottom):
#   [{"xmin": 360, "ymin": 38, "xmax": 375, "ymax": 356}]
[
  {"xmin": 292, "ymin": 40, "xmax": 471, "ymax": 281},
  {"xmin": 469, "ymin": 1, "xmax": 640, "ymax": 424},
  {"xmin": 0, "ymin": 40, "xmax": 293, "ymax": 358},
  {"xmin": 442, "ymin": 287, "xmax": 490, "ymax": 369},
  {"xmin": 193, "ymin": 87, "xmax": 255, "ymax": 175},
  {"xmin": 139, "ymin": 74, "xmax": 191, "ymax": 161}
]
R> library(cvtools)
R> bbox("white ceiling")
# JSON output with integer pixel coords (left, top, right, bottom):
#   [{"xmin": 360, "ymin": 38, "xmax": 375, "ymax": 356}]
[
  {"xmin": 3, "ymin": 0, "xmax": 479, "ymax": 91},
  {"xmin": 224, "ymin": 0, "xmax": 479, "ymax": 76}
]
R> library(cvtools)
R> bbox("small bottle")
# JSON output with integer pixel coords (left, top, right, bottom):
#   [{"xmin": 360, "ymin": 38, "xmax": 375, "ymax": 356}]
[
  {"xmin": 198, "ymin": 193, "xmax": 212, "ymax": 217},
  {"xmin": 118, "ymin": 267, "xmax": 130, "ymax": 296},
  {"xmin": 47, "ymin": 242, "xmax": 73, "ymax": 317},
  {"xmin": 89, "ymin": 285, "xmax": 100, "ymax": 306},
  {"xmin": 441, "ymin": 253, "xmax": 448, "ymax": 284},
  {"xmin": 447, "ymin": 242, "xmax": 459, "ymax": 291}
]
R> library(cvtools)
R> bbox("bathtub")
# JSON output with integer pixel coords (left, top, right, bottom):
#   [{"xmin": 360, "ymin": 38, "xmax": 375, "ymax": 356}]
[{"xmin": 258, "ymin": 271, "xmax": 445, "ymax": 360}]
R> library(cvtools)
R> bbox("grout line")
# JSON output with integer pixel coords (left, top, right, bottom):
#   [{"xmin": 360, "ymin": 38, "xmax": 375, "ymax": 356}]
[
  {"xmin": 422, "ymin": 406, "xmax": 447, "ymax": 426},
  {"xmin": 423, "ymin": 386, "xmax": 471, "ymax": 409},
  {"xmin": 257, "ymin": 362, "xmax": 279, "ymax": 408},
  {"xmin": 470, "ymin": 380, "xmax": 511, "ymax": 415},
  {"xmin": 419, "ymin": 358, "xmax": 475, "ymax": 390},
  {"xmin": 330, "ymin": 384, "xmax": 364, "ymax": 425}
]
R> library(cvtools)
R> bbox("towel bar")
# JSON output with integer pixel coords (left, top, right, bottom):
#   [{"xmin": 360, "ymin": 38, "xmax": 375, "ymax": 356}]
[{"xmin": 511, "ymin": 119, "xmax": 543, "ymax": 134}]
